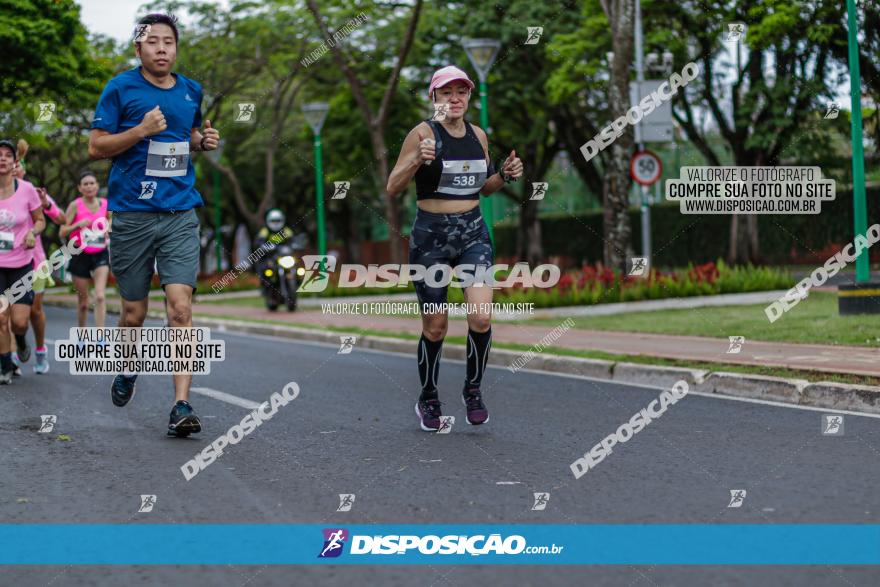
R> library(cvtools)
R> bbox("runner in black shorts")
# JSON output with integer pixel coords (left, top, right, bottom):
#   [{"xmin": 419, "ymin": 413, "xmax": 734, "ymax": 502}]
[
  {"xmin": 386, "ymin": 65, "xmax": 523, "ymax": 431},
  {"xmin": 60, "ymin": 171, "xmax": 111, "ymax": 329},
  {"xmin": 0, "ymin": 139, "xmax": 46, "ymax": 384}
]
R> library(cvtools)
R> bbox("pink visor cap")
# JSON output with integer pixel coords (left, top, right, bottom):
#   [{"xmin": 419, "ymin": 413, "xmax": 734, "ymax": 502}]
[{"xmin": 428, "ymin": 65, "xmax": 475, "ymax": 100}]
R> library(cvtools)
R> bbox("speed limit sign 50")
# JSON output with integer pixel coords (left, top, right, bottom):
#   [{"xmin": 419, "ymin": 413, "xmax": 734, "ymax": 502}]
[{"xmin": 630, "ymin": 150, "xmax": 662, "ymax": 186}]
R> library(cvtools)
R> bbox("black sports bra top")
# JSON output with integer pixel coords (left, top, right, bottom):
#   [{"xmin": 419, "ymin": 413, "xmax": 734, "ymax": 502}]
[{"xmin": 414, "ymin": 120, "xmax": 494, "ymax": 200}]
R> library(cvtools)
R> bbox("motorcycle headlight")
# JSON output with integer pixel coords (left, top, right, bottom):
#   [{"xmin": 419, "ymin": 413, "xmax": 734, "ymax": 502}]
[
  {"xmin": 279, "ymin": 255, "xmax": 296, "ymax": 269},
  {"xmin": 264, "ymin": 269, "xmax": 274, "ymax": 277}
]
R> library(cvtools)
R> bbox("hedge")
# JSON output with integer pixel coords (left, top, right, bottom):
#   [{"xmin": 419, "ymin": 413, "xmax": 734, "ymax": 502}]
[{"xmin": 494, "ymin": 186, "xmax": 880, "ymax": 268}]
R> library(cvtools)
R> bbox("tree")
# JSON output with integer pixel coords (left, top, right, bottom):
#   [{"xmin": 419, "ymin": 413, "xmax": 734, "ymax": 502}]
[
  {"xmin": 546, "ymin": 0, "xmax": 635, "ymax": 270},
  {"xmin": 665, "ymin": 0, "xmax": 841, "ymax": 263},
  {"xmin": 448, "ymin": 1, "xmax": 582, "ymax": 266},
  {"xmin": 598, "ymin": 0, "xmax": 636, "ymax": 272},
  {"xmin": 305, "ymin": 0, "xmax": 424, "ymax": 264},
  {"xmin": 0, "ymin": 0, "xmax": 105, "ymax": 102}
]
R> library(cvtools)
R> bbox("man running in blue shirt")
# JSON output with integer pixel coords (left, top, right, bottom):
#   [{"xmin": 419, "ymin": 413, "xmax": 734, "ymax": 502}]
[{"xmin": 89, "ymin": 13, "xmax": 220, "ymax": 437}]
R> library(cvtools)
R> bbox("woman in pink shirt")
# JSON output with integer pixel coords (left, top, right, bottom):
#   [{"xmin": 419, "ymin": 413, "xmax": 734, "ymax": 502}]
[
  {"xmin": 60, "ymin": 171, "xmax": 111, "ymax": 329},
  {"xmin": 0, "ymin": 139, "xmax": 46, "ymax": 384},
  {"xmin": 12, "ymin": 139, "xmax": 66, "ymax": 374}
]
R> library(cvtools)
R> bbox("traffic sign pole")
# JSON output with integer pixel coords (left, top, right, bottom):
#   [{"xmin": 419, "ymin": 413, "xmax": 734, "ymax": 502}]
[
  {"xmin": 631, "ymin": 149, "xmax": 662, "ymax": 270},
  {"xmin": 630, "ymin": 150, "xmax": 662, "ymax": 186}
]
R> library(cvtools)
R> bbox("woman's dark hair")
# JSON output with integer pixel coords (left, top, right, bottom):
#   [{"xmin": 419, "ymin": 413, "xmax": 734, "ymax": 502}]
[
  {"xmin": 136, "ymin": 13, "xmax": 179, "ymax": 44},
  {"xmin": 78, "ymin": 170, "xmax": 97, "ymax": 184}
]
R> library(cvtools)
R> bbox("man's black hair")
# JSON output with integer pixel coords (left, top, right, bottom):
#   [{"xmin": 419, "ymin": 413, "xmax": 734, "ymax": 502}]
[
  {"xmin": 78, "ymin": 169, "xmax": 97, "ymax": 183},
  {"xmin": 136, "ymin": 13, "xmax": 179, "ymax": 44}
]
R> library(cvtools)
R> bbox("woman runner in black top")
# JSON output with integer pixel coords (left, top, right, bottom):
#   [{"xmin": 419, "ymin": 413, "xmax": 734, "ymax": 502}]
[{"xmin": 387, "ymin": 65, "xmax": 523, "ymax": 431}]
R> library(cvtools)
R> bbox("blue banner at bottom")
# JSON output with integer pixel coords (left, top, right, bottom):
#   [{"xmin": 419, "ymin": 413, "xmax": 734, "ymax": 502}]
[{"xmin": 1, "ymin": 525, "xmax": 878, "ymax": 565}]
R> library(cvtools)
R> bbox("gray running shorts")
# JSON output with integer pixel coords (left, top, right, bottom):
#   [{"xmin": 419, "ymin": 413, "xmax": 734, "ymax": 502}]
[{"xmin": 108, "ymin": 209, "xmax": 200, "ymax": 301}]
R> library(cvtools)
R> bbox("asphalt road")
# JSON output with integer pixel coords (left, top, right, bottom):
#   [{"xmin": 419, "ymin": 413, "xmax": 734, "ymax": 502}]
[{"xmin": 1, "ymin": 306, "xmax": 879, "ymax": 586}]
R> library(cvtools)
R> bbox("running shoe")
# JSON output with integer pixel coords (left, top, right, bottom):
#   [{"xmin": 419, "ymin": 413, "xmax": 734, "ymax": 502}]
[
  {"xmin": 415, "ymin": 397, "xmax": 443, "ymax": 431},
  {"xmin": 168, "ymin": 400, "xmax": 202, "ymax": 437},
  {"xmin": 11, "ymin": 353, "xmax": 21, "ymax": 377},
  {"xmin": 15, "ymin": 334, "xmax": 30, "ymax": 363},
  {"xmin": 111, "ymin": 374, "xmax": 137, "ymax": 407},
  {"xmin": 34, "ymin": 348, "xmax": 49, "ymax": 374},
  {"xmin": 462, "ymin": 386, "xmax": 489, "ymax": 425},
  {"xmin": 0, "ymin": 370, "xmax": 11, "ymax": 385}
]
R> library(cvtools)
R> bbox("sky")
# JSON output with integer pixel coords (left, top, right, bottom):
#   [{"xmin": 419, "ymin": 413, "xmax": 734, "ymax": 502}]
[
  {"xmin": 78, "ymin": 0, "xmax": 853, "ymax": 116},
  {"xmin": 78, "ymin": 0, "xmax": 227, "ymax": 43}
]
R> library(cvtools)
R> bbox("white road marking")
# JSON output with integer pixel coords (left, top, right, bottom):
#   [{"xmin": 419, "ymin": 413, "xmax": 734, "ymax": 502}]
[
  {"xmin": 190, "ymin": 387, "xmax": 262, "ymax": 410},
  {"xmin": 44, "ymin": 316, "xmax": 880, "ymax": 419},
  {"xmin": 213, "ymin": 328, "xmax": 880, "ymax": 419},
  {"xmin": 496, "ymin": 481, "xmax": 522, "ymax": 485}
]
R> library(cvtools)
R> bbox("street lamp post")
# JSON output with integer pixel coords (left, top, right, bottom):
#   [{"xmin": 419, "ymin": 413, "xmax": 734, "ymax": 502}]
[
  {"xmin": 204, "ymin": 139, "xmax": 225, "ymax": 274},
  {"xmin": 302, "ymin": 102, "xmax": 330, "ymax": 261},
  {"xmin": 838, "ymin": 0, "xmax": 876, "ymax": 314},
  {"xmin": 462, "ymin": 38, "xmax": 501, "ymax": 244},
  {"xmin": 846, "ymin": 0, "xmax": 868, "ymax": 283}
]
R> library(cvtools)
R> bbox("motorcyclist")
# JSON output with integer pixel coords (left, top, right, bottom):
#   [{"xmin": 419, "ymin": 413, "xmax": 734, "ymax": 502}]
[
  {"xmin": 255, "ymin": 208, "xmax": 294, "ymax": 251},
  {"xmin": 254, "ymin": 208, "xmax": 295, "ymax": 292}
]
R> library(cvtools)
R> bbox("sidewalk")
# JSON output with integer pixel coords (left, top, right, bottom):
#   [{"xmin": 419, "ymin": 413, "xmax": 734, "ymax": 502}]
[{"xmin": 44, "ymin": 292, "xmax": 879, "ymax": 378}]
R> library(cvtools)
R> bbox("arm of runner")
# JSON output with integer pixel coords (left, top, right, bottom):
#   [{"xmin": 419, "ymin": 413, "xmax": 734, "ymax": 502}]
[
  {"xmin": 36, "ymin": 188, "xmax": 65, "ymax": 225},
  {"xmin": 501, "ymin": 150, "xmax": 524, "ymax": 181},
  {"xmin": 59, "ymin": 201, "xmax": 86, "ymax": 238},
  {"xmin": 191, "ymin": 119, "xmax": 221, "ymax": 153},
  {"xmin": 88, "ymin": 105, "xmax": 167, "ymax": 160},
  {"xmin": 26, "ymin": 208, "xmax": 46, "ymax": 248},
  {"xmin": 387, "ymin": 123, "xmax": 434, "ymax": 198}
]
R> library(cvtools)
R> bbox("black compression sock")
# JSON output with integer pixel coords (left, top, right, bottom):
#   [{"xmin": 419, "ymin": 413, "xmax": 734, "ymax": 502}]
[
  {"xmin": 14, "ymin": 333, "xmax": 27, "ymax": 349},
  {"xmin": 465, "ymin": 327, "xmax": 492, "ymax": 390},
  {"xmin": 417, "ymin": 334, "xmax": 443, "ymax": 401},
  {"xmin": 0, "ymin": 352, "xmax": 13, "ymax": 373}
]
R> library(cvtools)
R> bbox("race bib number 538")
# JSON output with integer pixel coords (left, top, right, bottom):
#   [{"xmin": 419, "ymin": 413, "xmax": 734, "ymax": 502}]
[
  {"xmin": 437, "ymin": 159, "xmax": 487, "ymax": 196},
  {"xmin": 146, "ymin": 140, "xmax": 189, "ymax": 177}
]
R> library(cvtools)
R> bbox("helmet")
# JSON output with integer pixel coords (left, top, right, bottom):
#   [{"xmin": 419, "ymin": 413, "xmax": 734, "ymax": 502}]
[{"xmin": 265, "ymin": 208, "xmax": 285, "ymax": 233}]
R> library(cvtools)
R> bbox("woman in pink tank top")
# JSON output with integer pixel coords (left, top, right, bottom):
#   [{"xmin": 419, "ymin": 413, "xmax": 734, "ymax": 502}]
[
  {"xmin": 60, "ymin": 171, "xmax": 111, "ymax": 329},
  {"xmin": 11, "ymin": 140, "xmax": 67, "ymax": 375}
]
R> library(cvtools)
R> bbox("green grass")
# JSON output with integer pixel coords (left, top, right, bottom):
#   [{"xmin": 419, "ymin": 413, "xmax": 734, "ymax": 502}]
[
  {"xmin": 191, "ymin": 311, "xmax": 880, "ymax": 387},
  {"xmin": 521, "ymin": 291, "xmax": 880, "ymax": 347},
  {"xmin": 200, "ymin": 290, "xmax": 880, "ymax": 346},
  {"xmin": 199, "ymin": 296, "xmax": 274, "ymax": 308}
]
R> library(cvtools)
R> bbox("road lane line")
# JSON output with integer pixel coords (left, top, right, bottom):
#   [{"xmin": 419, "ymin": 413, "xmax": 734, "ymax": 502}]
[
  {"xmin": 213, "ymin": 328, "xmax": 880, "ymax": 419},
  {"xmin": 510, "ymin": 367, "xmax": 880, "ymax": 420},
  {"xmin": 46, "ymin": 315, "xmax": 880, "ymax": 420},
  {"xmin": 190, "ymin": 387, "xmax": 262, "ymax": 410}
]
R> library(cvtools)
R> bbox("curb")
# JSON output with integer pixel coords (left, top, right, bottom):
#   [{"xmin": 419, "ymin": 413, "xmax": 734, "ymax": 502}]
[{"xmin": 44, "ymin": 299, "xmax": 880, "ymax": 415}]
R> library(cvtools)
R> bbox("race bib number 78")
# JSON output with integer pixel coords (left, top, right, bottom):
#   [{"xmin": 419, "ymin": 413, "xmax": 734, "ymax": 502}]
[{"xmin": 146, "ymin": 140, "xmax": 189, "ymax": 177}]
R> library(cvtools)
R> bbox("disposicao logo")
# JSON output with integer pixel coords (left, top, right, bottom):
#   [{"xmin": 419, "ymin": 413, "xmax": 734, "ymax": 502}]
[{"xmin": 318, "ymin": 528, "xmax": 348, "ymax": 558}]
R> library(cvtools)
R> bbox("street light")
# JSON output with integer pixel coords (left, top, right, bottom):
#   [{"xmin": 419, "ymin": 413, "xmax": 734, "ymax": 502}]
[
  {"xmin": 204, "ymin": 138, "xmax": 225, "ymax": 274},
  {"xmin": 839, "ymin": 0, "xmax": 874, "ymax": 315},
  {"xmin": 302, "ymin": 102, "xmax": 330, "ymax": 261},
  {"xmin": 462, "ymin": 37, "xmax": 501, "ymax": 244}
]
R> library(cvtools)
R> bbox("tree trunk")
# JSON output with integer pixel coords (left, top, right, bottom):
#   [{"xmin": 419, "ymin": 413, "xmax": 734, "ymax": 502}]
[
  {"xmin": 747, "ymin": 214, "xmax": 759, "ymax": 263},
  {"xmin": 518, "ymin": 196, "xmax": 542, "ymax": 264},
  {"xmin": 728, "ymin": 152, "xmax": 764, "ymax": 264},
  {"xmin": 601, "ymin": 0, "xmax": 635, "ymax": 274},
  {"xmin": 371, "ymin": 133, "xmax": 400, "ymax": 264},
  {"xmin": 340, "ymin": 198, "xmax": 362, "ymax": 264},
  {"xmin": 727, "ymin": 214, "xmax": 739, "ymax": 264}
]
